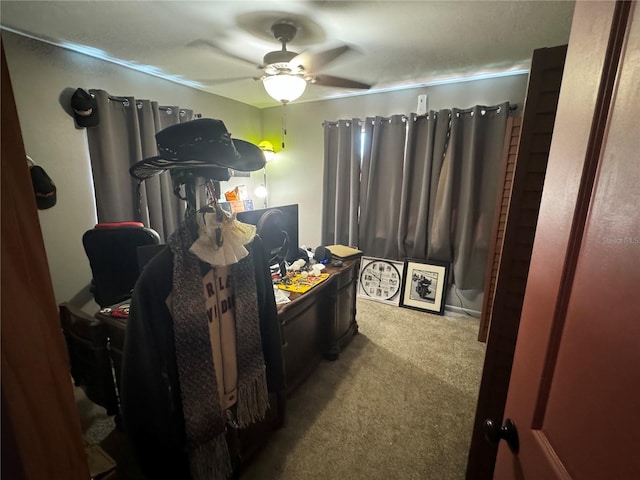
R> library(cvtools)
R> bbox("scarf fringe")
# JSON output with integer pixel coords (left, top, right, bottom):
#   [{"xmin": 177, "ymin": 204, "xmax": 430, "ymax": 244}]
[
  {"xmin": 190, "ymin": 434, "xmax": 232, "ymax": 480},
  {"xmin": 236, "ymin": 367, "xmax": 270, "ymax": 428}
]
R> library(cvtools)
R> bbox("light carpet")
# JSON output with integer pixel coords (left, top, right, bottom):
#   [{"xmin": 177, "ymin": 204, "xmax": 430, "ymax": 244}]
[
  {"xmin": 241, "ymin": 297, "xmax": 486, "ymax": 480},
  {"xmin": 76, "ymin": 297, "xmax": 486, "ymax": 479}
]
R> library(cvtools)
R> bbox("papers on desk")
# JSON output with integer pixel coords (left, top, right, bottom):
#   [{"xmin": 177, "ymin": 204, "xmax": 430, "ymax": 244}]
[
  {"xmin": 99, "ymin": 303, "xmax": 130, "ymax": 318},
  {"xmin": 273, "ymin": 285, "xmax": 291, "ymax": 304},
  {"xmin": 276, "ymin": 273, "xmax": 330, "ymax": 294}
]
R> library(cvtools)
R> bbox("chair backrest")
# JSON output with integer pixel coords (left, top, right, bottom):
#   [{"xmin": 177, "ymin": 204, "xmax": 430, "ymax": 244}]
[
  {"xmin": 256, "ymin": 209, "xmax": 289, "ymax": 276},
  {"xmin": 82, "ymin": 222, "xmax": 161, "ymax": 307}
]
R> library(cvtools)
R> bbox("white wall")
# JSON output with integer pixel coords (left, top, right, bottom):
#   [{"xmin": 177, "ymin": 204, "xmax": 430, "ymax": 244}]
[
  {"xmin": 261, "ymin": 75, "xmax": 529, "ymax": 250},
  {"xmin": 4, "ymin": 30, "xmax": 529, "ymax": 312},
  {"xmin": 2, "ymin": 31, "xmax": 263, "ymax": 306},
  {"xmin": 260, "ymin": 76, "xmax": 529, "ymax": 313}
]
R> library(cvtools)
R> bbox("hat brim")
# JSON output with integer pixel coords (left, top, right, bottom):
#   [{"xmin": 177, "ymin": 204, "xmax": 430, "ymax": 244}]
[
  {"xmin": 129, "ymin": 138, "xmax": 265, "ymax": 181},
  {"xmin": 129, "ymin": 159, "xmax": 231, "ymax": 181},
  {"xmin": 74, "ymin": 112, "xmax": 99, "ymax": 128},
  {"xmin": 30, "ymin": 165, "xmax": 57, "ymax": 209},
  {"xmin": 36, "ymin": 191, "xmax": 57, "ymax": 209},
  {"xmin": 232, "ymin": 139, "xmax": 267, "ymax": 171}
]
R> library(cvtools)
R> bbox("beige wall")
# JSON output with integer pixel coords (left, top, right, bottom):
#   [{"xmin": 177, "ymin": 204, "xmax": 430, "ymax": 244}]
[
  {"xmin": 260, "ymin": 76, "xmax": 529, "ymax": 313},
  {"xmin": 261, "ymin": 76, "xmax": 529, "ymax": 250},
  {"xmin": 2, "ymin": 31, "xmax": 263, "ymax": 307},
  {"xmin": 3, "ymin": 30, "xmax": 528, "ymax": 312}
]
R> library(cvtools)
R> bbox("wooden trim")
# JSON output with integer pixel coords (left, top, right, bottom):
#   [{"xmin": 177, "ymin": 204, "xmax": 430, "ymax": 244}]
[
  {"xmin": 1, "ymin": 39, "xmax": 90, "ymax": 480},
  {"xmin": 532, "ymin": 0, "xmax": 632, "ymax": 427},
  {"xmin": 466, "ymin": 44, "xmax": 568, "ymax": 480},
  {"xmin": 478, "ymin": 116, "xmax": 522, "ymax": 342}
]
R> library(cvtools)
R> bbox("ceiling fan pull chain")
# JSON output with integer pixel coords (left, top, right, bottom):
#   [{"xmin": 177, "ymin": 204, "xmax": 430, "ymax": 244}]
[{"xmin": 281, "ymin": 102, "xmax": 287, "ymax": 149}]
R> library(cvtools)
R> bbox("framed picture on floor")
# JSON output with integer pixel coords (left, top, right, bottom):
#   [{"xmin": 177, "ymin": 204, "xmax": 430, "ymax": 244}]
[
  {"xmin": 399, "ymin": 259, "xmax": 449, "ymax": 315},
  {"xmin": 357, "ymin": 256, "xmax": 405, "ymax": 306}
]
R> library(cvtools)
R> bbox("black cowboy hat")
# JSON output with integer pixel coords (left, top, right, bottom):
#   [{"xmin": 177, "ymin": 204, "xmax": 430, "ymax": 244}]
[{"xmin": 129, "ymin": 118, "xmax": 265, "ymax": 180}]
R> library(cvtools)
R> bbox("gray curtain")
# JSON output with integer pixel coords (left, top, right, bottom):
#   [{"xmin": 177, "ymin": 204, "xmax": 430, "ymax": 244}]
[
  {"xmin": 398, "ymin": 111, "xmax": 450, "ymax": 259},
  {"xmin": 359, "ymin": 115, "xmax": 407, "ymax": 259},
  {"xmin": 321, "ymin": 118, "xmax": 362, "ymax": 246},
  {"xmin": 86, "ymin": 89, "xmax": 194, "ymax": 241},
  {"xmin": 429, "ymin": 104, "xmax": 509, "ymax": 289},
  {"xmin": 322, "ymin": 102, "xmax": 509, "ymax": 291}
]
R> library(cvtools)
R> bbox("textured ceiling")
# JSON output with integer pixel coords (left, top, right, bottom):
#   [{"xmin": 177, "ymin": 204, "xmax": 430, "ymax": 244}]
[{"xmin": 0, "ymin": 1, "xmax": 575, "ymax": 108}]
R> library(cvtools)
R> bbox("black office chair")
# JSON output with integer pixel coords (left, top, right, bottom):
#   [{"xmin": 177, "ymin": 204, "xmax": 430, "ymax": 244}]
[
  {"xmin": 82, "ymin": 222, "xmax": 161, "ymax": 308},
  {"xmin": 256, "ymin": 209, "xmax": 289, "ymax": 277}
]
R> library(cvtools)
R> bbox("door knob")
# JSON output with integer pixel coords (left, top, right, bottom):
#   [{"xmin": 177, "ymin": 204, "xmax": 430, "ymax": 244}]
[{"xmin": 483, "ymin": 418, "xmax": 520, "ymax": 454}]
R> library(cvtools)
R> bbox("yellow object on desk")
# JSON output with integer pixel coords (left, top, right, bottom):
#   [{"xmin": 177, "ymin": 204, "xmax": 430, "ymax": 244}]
[{"xmin": 277, "ymin": 273, "xmax": 330, "ymax": 294}]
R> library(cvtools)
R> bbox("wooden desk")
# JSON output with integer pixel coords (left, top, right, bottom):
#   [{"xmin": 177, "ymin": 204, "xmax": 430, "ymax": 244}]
[
  {"xmin": 277, "ymin": 259, "xmax": 359, "ymax": 395},
  {"xmin": 97, "ymin": 259, "xmax": 360, "ymax": 398}
]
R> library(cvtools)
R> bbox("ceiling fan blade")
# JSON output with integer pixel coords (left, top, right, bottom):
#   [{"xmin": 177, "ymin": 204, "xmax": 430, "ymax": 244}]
[
  {"xmin": 291, "ymin": 45, "xmax": 352, "ymax": 71},
  {"xmin": 187, "ymin": 39, "xmax": 260, "ymax": 68},
  {"xmin": 311, "ymin": 74, "xmax": 371, "ymax": 90}
]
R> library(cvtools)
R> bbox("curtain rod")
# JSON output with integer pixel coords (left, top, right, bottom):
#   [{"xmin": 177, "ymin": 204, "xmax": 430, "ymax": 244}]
[
  {"xmin": 106, "ymin": 95, "xmax": 191, "ymax": 116},
  {"xmin": 322, "ymin": 119, "xmax": 363, "ymax": 128},
  {"xmin": 417, "ymin": 103, "xmax": 518, "ymax": 119},
  {"xmin": 456, "ymin": 103, "xmax": 518, "ymax": 114},
  {"xmin": 323, "ymin": 103, "xmax": 518, "ymax": 126},
  {"xmin": 107, "ymin": 95, "xmax": 130, "ymax": 103}
]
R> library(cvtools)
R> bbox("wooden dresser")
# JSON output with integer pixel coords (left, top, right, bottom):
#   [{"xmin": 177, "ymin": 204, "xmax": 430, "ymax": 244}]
[
  {"xmin": 277, "ymin": 259, "xmax": 360, "ymax": 396},
  {"xmin": 97, "ymin": 259, "xmax": 360, "ymax": 400}
]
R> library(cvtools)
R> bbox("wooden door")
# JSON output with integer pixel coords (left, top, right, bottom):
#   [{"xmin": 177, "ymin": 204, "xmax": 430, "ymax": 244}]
[
  {"xmin": 494, "ymin": 1, "xmax": 640, "ymax": 478},
  {"xmin": 1, "ymin": 40, "xmax": 89, "ymax": 479},
  {"xmin": 467, "ymin": 44, "xmax": 566, "ymax": 479}
]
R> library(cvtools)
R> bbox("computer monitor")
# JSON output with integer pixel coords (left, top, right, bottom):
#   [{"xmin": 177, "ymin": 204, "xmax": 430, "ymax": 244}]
[{"xmin": 236, "ymin": 204, "xmax": 300, "ymax": 262}]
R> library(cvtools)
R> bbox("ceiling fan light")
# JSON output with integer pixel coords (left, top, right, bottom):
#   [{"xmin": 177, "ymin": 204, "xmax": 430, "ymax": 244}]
[{"xmin": 262, "ymin": 74, "xmax": 307, "ymax": 103}]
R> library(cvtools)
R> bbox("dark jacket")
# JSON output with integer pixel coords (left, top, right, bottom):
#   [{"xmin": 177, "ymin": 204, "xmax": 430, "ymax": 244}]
[{"xmin": 120, "ymin": 236, "xmax": 284, "ymax": 479}]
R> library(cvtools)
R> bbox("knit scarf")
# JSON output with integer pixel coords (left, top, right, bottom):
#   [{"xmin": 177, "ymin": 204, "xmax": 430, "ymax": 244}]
[{"xmin": 167, "ymin": 216, "xmax": 269, "ymax": 479}]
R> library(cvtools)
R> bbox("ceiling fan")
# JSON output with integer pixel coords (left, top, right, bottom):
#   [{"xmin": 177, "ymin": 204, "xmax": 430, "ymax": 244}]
[{"xmin": 192, "ymin": 20, "xmax": 372, "ymax": 103}]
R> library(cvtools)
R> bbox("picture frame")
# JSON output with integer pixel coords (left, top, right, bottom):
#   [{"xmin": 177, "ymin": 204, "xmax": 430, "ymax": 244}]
[
  {"xmin": 357, "ymin": 256, "xmax": 405, "ymax": 306},
  {"xmin": 399, "ymin": 259, "xmax": 450, "ymax": 315}
]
